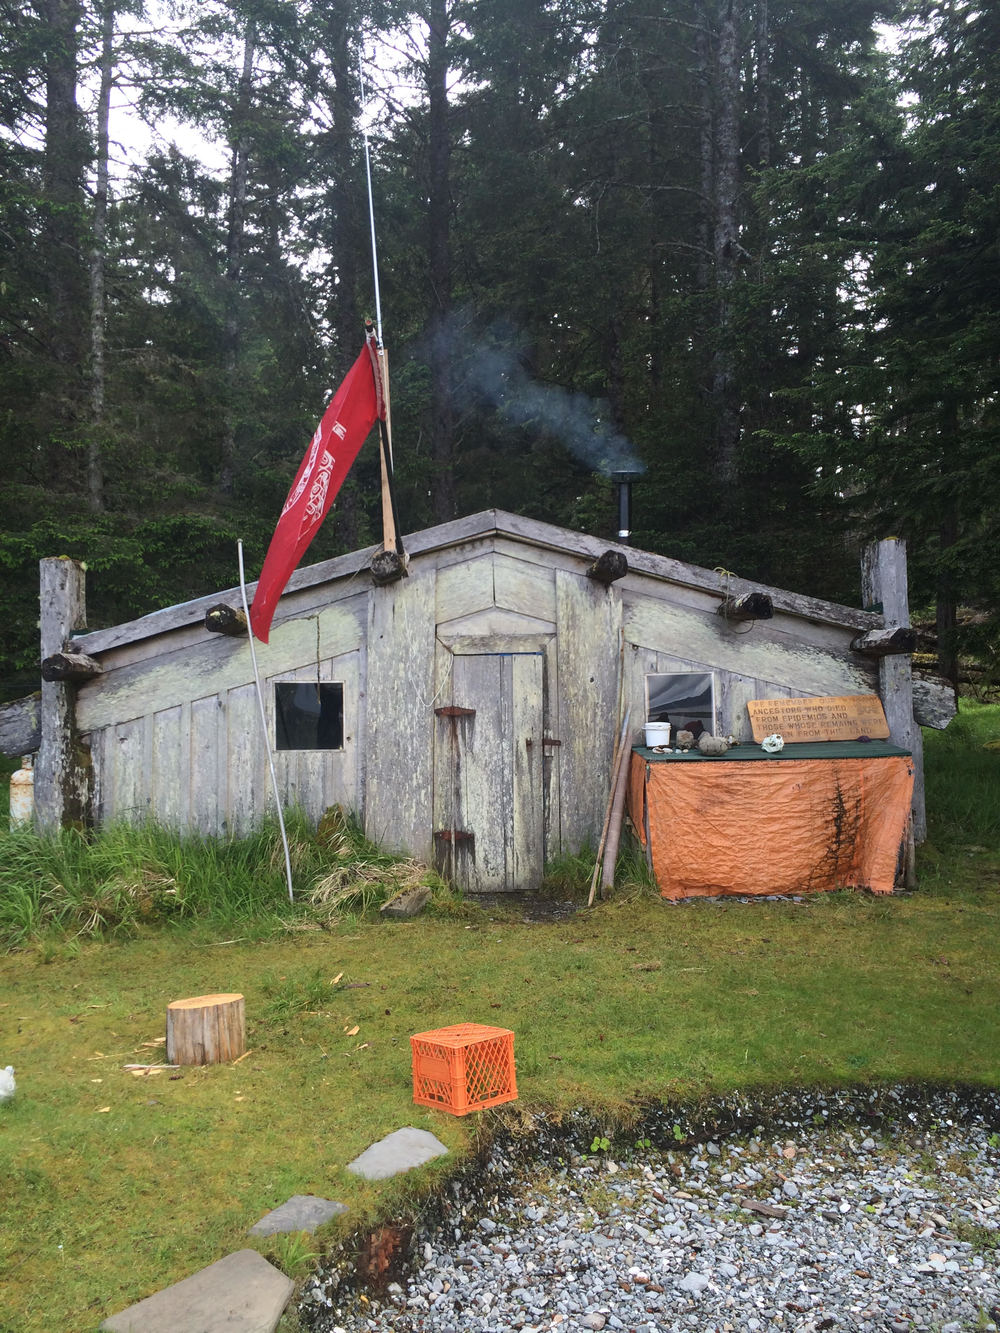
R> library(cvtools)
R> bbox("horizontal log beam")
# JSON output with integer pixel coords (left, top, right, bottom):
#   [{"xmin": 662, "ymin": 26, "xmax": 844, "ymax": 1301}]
[
  {"xmin": 587, "ymin": 550, "xmax": 629, "ymax": 586},
  {"xmin": 0, "ymin": 692, "xmax": 41, "ymax": 757},
  {"xmin": 851, "ymin": 625, "xmax": 917, "ymax": 657},
  {"xmin": 204, "ymin": 603, "xmax": 247, "ymax": 637},
  {"xmin": 717, "ymin": 591, "xmax": 774, "ymax": 622},
  {"xmin": 40, "ymin": 651, "xmax": 103, "ymax": 682}
]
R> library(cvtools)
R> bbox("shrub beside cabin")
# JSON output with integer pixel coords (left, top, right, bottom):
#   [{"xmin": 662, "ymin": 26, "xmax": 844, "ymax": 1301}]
[{"xmin": 1, "ymin": 511, "xmax": 954, "ymax": 893}]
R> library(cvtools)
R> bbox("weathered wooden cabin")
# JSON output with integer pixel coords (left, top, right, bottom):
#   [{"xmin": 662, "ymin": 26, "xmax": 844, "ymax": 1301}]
[{"xmin": 1, "ymin": 510, "xmax": 952, "ymax": 892}]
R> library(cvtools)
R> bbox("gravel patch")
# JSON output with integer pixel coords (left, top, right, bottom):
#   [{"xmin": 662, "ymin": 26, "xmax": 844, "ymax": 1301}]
[{"xmin": 300, "ymin": 1087, "xmax": 1000, "ymax": 1333}]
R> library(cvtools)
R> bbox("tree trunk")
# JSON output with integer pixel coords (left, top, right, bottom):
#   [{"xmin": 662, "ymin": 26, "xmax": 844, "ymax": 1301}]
[
  {"xmin": 323, "ymin": 10, "xmax": 364, "ymax": 548},
  {"xmin": 754, "ymin": 0, "xmax": 770, "ymax": 172},
  {"xmin": 695, "ymin": 20, "xmax": 715, "ymax": 295},
  {"xmin": 710, "ymin": 0, "xmax": 742, "ymax": 495},
  {"xmin": 220, "ymin": 21, "xmax": 256, "ymax": 497},
  {"xmin": 42, "ymin": 0, "xmax": 88, "ymax": 470},
  {"xmin": 324, "ymin": 14, "xmax": 363, "ymax": 371},
  {"xmin": 936, "ymin": 506, "xmax": 960, "ymax": 690},
  {"xmin": 87, "ymin": 0, "xmax": 115, "ymax": 514},
  {"xmin": 427, "ymin": 0, "xmax": 456, "ymax": 522}
]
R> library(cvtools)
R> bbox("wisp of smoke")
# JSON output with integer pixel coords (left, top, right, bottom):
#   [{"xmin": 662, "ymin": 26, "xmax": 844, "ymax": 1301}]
[{"xmin": 442, "ymin": 318, "xmax": 646, "ymax": 477}]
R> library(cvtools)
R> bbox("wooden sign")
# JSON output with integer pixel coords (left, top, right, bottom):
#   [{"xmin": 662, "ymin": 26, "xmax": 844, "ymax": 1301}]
[{"xmin": 747, "ymin": 694, "xmax": 890, "ymax": 744}]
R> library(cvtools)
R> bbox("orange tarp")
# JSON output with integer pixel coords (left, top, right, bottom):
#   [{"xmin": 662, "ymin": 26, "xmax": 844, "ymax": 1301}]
[{"xmin": 628, "ymin": 752, "xmax": 914, "ymax": 900}]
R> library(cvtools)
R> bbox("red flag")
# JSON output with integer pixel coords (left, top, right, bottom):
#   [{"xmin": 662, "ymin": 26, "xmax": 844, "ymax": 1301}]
[{"xmin": 250, "ymin": 333, "xmax": 384, "ymax": 642}]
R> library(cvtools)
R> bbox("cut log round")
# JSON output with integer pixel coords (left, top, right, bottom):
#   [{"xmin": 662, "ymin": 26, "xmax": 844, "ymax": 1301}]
[{"xmin": 166, "ymin": 993, "xmax": 245, "ymax": 1066}]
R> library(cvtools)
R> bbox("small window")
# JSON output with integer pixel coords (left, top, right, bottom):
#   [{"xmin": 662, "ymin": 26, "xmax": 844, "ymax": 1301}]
[
  {"xmin": 645, "ymin": 672, "xmax": 716, "ymax": 735},
  {"xmin": 275, "ymin": 682, "xmax": 344, "ymax": 751}
]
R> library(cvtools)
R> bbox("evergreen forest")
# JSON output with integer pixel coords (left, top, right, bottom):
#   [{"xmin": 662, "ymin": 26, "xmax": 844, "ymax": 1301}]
[{"xmin": 2, "ymin": 0, "xmax": 998, "ymax": 701}]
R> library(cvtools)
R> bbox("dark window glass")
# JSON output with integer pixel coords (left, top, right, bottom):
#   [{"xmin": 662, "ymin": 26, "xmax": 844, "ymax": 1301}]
[
  {"xmin": 645, "ymin": 672, "xmax": 715, "ymax": 733},
  {"xmin": 275, "ymin": 682, "xmax": 344, "ymax": 751}
]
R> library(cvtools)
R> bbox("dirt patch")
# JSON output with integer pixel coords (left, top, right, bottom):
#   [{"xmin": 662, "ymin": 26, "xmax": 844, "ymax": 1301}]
[{"xmin": 472, "ymin": 892, "xmax": 583, "ymax": 922}]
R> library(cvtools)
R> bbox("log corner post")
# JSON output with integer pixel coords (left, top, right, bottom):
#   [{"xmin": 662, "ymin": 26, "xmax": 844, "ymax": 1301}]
[
  {"xmin": 35, "ymin": 557, "xmax": 93, "ymax": 832},
  {"xmin": 861, "ymin": 539, "xmax": 925, "ymax": 842}
]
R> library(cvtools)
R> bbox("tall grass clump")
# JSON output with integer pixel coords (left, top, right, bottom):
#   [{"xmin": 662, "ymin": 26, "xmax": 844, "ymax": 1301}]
[
  {"xmin": 923, "ymin": 700, "xmax": 1000, "ymax": 847},
  {"xmin": 303, "ymin": 804, "xmax": 444, "ymax": 922},
  {"xmin": 0, "ymin": 810, "xmax": 324, "ymax": 947},
  {"xmin": 0, "ymin": 805, "xmax": 451, "ymax": 948}
]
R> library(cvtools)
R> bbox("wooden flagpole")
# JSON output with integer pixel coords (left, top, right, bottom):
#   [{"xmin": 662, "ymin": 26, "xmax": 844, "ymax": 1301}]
[{"xmin": 377, "ymin": 346, "xmax": 399, "ymax": 554}]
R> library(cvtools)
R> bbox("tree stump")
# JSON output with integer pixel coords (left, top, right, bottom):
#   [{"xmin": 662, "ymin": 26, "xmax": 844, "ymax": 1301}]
[{"xmin": 166, "ymin": 993, "xmax": 245, "ymax": 1066}]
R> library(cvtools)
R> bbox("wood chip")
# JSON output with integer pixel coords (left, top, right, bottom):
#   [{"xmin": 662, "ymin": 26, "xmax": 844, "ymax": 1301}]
[{"xmin": 742, "ymin": 1198, "xmax": 789, "ymax": 1219}]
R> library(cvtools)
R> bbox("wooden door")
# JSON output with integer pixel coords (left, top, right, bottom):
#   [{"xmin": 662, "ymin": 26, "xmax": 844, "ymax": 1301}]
[{"xmin": 433, "ymin": 652, "xmax": 548, "ymax": 893}]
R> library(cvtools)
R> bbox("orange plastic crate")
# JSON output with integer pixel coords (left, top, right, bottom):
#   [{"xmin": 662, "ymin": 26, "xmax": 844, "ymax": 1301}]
[{"xmin": 410, "ymin": 1023, "xmax": 517, "ymax": 1116}]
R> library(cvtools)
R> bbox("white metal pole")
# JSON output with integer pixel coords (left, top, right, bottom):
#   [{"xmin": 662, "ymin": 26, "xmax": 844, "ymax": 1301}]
[
  {"xmin": 237, "ymin": 541, "xmax": 294, "ymax": 903},
  {"xmin": 359, "ymin": 57, "xmax": 384, "ymax": 348}
]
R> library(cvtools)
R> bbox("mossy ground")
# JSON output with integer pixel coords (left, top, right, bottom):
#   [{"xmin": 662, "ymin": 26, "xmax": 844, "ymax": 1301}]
[{"xmin": 1, "ymin": 709, "xmax": 999, "ymax": 1330}]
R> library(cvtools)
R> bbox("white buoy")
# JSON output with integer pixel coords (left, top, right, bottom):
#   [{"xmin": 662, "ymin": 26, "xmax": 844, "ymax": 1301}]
[{"xmin": 9, "ymin": 755, "xmax": 34, "ymax": 829}]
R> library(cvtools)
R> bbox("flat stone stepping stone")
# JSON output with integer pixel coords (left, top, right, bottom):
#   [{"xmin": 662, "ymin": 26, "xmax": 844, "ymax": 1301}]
[
  {"xmin": 346, "ymin": 1126, "xmax": 448, "ymax": 1181},
  {"xmin": 380, "ymin": 886, "xmax": 431, "ymax": 919},
  {"xmin": 100, "ymin": 1248, "xmax": 293, "ymax": 1333},
  {"xmin": 248, "ymin": 1194, "xmax": 348, "ymax": 1236}
]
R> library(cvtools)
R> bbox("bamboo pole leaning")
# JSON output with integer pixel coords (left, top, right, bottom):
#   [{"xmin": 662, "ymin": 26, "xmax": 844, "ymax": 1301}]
[
  {"xmin": 600, "ymin": 724, "xmax": 635, "ymax": 896},
  {"xmin": 588, "ymin": 707, "xmax": 631, "ymax": 907}
]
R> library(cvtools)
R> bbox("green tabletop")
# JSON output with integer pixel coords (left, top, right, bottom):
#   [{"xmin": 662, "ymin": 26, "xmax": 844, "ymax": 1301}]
[{"xmin": 634, "ymin": 740, "xmax": 911, "ymax": 763}]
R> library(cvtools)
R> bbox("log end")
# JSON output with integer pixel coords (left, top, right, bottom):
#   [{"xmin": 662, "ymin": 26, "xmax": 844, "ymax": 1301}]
[
  {"xmin": 718, "ymin": 591, "xmax": 774, "ymax": 622},
  {"xmin": 587, "ymin": 550, "xmax": 629, "ymax": 586},
  {"xmin": 371, "ymin": 550, "xmax": 407, "ymax": 586},
  {"xmin": 205, "ymin": 604, "xmax": 248, "ymax": 636}
]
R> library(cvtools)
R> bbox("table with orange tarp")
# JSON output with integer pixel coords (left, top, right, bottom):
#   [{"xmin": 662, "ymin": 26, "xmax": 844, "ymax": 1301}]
[{"xmin": 626, "ymin": 741, "xmax": 914, "ymax": 900}]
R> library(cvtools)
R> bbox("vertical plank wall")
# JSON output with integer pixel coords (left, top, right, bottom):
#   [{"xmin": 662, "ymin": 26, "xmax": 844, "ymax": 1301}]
[
  {"xmin": 554, "ymin": 570, "xmax": 623, "ymax": 850},
  {"xmin": 80, "ymin": 596, "xmax": 367, "ymax": 832},
  {"xmin": 364, "ymin": 572, "xmax": 437, "ymax": 858}
]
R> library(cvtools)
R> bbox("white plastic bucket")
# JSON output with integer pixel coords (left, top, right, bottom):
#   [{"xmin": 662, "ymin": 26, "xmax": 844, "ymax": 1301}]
[{"xmin": 644, "ymin": 722, "xmax": 671, "ymax": 748}]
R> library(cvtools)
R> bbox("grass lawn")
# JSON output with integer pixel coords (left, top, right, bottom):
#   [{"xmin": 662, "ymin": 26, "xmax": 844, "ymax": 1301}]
[{"xmin": 1, "ymin": 706, "xmax": 1000, "ymax": 1331}]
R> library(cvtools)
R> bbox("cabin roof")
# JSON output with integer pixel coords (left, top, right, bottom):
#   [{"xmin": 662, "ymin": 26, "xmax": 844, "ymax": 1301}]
[{"xmin": 71, "ymin": 508, "xmax": 881, "ymax": 656}]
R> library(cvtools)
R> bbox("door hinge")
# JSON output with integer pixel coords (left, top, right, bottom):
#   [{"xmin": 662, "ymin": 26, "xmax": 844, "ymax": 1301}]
[
  {"xmin": 525, "ymin": 736, "xmax": 561, "ymax": 749},
  {"xmin": 434, "ymin": 829, "xmax": 475, "ymax": 844},
  {"xmin": 435, "ymin": 705, "xmax": 476, "ymax": 718}
]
